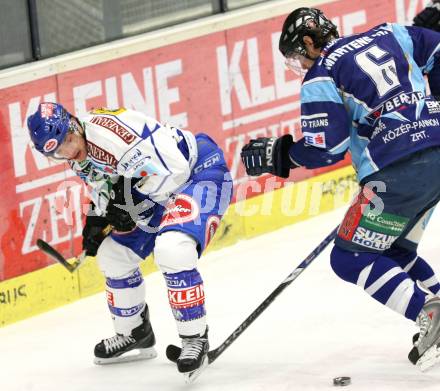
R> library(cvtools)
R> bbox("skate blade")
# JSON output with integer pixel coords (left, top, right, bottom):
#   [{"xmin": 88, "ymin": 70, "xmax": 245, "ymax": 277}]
[
  {"xmin": 183, "ymin": 359, "xmax": 209, "ymax": 384},
  {"xmin": 94, "ymin": 347, "xmax": 157, "ymax": 365},
  {"xmin": 416, "ymin": 344, "xmax": 440, "ymax": 372}
]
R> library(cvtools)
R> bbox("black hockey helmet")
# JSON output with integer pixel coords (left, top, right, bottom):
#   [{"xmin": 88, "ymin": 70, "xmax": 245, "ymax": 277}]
[{"xmin": 279, "ymin": 7, "xmax": 339, "ymax": 58}]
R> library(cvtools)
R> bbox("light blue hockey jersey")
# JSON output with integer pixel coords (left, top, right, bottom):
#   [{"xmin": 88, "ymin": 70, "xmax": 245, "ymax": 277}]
[{"xmin": 289, "ymin": 23, "xmax": 440, "ymax": 181}]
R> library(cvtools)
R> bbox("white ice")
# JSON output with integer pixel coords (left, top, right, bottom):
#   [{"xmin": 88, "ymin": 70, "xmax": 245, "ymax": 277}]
[{"xmin": 2, "ymin": 206, "xmax": 440, "ymax": 391}]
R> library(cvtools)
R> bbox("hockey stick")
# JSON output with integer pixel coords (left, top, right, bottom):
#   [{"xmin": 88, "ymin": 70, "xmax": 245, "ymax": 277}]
[
  {"xmin": 36, "ymin": 225, "xmax": 112, "ymax": 273},
  {"xmin": 166, "ymin": 225, "xmax": 339, "ymax": 365},
  {"xmin": 36, "ymin": 239, "xmax": 87, "ymax": 273}
]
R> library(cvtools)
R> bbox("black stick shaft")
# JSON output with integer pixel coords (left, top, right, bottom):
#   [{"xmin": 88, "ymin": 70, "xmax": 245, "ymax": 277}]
[{"xmin": 208, "ymin": 226, "xmax": 338, "ymax": 363}]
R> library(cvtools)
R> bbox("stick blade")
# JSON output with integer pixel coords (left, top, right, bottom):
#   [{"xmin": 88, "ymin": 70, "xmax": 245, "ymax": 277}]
[{"xmin": 36, "ymin": 239, "xmax": 81, "ymax": 273}]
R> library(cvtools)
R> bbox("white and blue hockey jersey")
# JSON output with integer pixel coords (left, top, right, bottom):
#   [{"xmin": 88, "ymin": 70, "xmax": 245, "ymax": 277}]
[
  {"xmin": 69, "ymin": 108, "xmax": 198, "ymax": 213},
  {"xmin": 290, "ymin": 23, "xmax": 440, "ymax": 181}
]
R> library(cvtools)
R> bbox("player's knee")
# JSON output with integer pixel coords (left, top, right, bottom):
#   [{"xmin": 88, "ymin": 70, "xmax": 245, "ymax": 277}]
[
  {"xmin": 154, "ymin": 231, "xmax": 199, "ymax": 273},
  {"xmin": 330, "ymin": 245, "xmax": 353, "ymax": 282},
  {"xmin": 96, "ymin": 236, "xmax": 136, "ymax": 277},
  {"xmin": 330, "ymin": 245, "xmax": 376, "ymax": 284}
]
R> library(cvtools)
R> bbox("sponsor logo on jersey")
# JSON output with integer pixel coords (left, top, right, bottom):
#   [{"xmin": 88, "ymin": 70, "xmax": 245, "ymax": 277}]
[
  {"xmin": 43, "ymin": 138, "xmax": 58, "ymax": 153},
  {"xmin": 371, "ymin": 120, "xmax": 386, "ymax": 139},
  {"xmin": 205, "ymin": 215, "xmax": 220, "ymax": 247},
  {"xmin": 426, "ymin": 100, "xmax": 440, "ymax": 114},
  {"xmin": 352, "ymin": 226, "xmax": 397, "ymax": 250},
  {"xmin": 359, "ymin": 211, "xmax": 409, "ymax": 236},
  {"xmin": 131, "ymin": 158, "xmax": 153, "ymax": 177},
  {"xmin": 40, "ymin": 103, "xmax": 54, "ymax": 118},
  {"xmin": 410, "ymin": 131, "xmax": 428, "ymax": 142},
  {"xmin": 120, "ymin": 148, "xmax": 143, "ymax": 170},
  {"xmin": 120, "ymin": 149, "xmax": 153, "ymax": 177},
  {"xmin": 90, "ymin": 116, "xmax": 136, "ymax": 144},
  {"xmin": 301, "ymin": 116, "xmax": 329, "ymax": 129},
  {"xmin": 382, "ymin": 118, "xmax": 439, "ymax": 144},
  {"xmin": 160, "ymin": 194, "xmax": 199, "ymax": 227},
  {"xmin": 87, "ymin": 141, "xmax": 118, "ymax": 168},
  {"xmin": 366, "ymin": 91, "xmax": 425, "ymax": 124},
  {"xmin": 168, "ymin": 284, "xmax": 205, "ymax": 309},
  {"xmin": 194, "ymin": 153, "xmax": 221, "ymax": 174},
  {"xmin": 338, "ymin": 188, "xmax": 375, "ymax": 241},
  {"xmin": 303, "ymin": 132, "xmax": 326, "ymax": 148}
]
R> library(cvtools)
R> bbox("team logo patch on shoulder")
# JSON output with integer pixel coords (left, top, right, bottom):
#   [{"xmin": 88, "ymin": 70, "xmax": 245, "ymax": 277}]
[
  {"xmin": 303, "ymin": 132, "xmax": 326, "ymax": 148},
  {"xmin": 43, "ymin": 138, "xmax": 58, "ymax": 152},
  {"xmin": 160, "ymin": 194, "xmax": 199, "ymax": 227}
]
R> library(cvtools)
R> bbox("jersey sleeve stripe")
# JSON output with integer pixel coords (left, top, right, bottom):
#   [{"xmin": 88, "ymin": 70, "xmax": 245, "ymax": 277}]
[{"xmin": 301, "ymin": 79, "xmax": 344, "ymax": 104}]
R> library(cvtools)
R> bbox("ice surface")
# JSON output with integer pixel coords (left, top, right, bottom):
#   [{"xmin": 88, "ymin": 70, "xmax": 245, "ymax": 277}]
[{"xmin": 2, "ymin": 206, "xmax": 440, "ymax": 391}]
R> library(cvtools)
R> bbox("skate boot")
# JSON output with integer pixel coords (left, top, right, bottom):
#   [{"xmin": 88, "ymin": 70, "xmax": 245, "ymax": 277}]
[
  {"xmin": 177, "ymin": 328, "xmax": 209, "ymax": 383},
  {"xmin": 408, "ymin": 296, "xmax": 440, "ymax": 371},
  {"xmin": 94, "ymin": 305, "xmax": 157, "ymax": 364}
]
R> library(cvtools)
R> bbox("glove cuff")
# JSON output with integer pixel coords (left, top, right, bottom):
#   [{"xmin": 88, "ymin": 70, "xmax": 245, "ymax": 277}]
[{"xmin": 273, "ymin": 134, "xmax": 295, "ymax": 178}]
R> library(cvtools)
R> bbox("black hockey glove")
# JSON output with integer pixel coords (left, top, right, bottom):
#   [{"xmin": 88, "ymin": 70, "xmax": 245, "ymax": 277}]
[
  {"xmin": 413, "ymin": 1, "xmax": 440, "ymax": 31},
  {"xmin": 240, "ymin": 134, "xmax": 297, "ymax": 178},
  {"xmin": 82, "ymin": 203, "xmax": 109, "ymax": 256},
  {"xmin": 106, "ymin": 177, "xmax": 138, "ymax": 232}
]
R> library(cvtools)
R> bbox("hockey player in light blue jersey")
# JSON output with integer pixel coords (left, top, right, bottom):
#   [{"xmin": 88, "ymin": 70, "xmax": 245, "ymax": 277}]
[
  {"xmin": 27, "ymin": 103, "xmax": 232, "ymax": 381},
  {"xmin": 241, "ymin": 7, "xmax": 440, "ymax": 371}
]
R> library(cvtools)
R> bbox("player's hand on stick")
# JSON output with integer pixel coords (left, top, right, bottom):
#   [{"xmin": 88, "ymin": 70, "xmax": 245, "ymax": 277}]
[{"xmin": 82, "ymin": 204, "xmax": 109, "ymax": 256}]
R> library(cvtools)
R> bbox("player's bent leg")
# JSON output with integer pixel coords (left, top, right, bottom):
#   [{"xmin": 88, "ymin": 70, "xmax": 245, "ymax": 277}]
[
  {"xmin": 384, "ymin": 247, "xmax": 440, "ymax": 295},
  {"xmin": 330, "ymin": 245, "xmax": 427, "ymax": 321},
  {"xmin": 94, "ymin": 236, "xmax": 156, "ymax": 364},
  {"xmin": 154, "ymin": 231, "xmax": 209, "ymax": 374},
  {"xmin": 331, "ymin": 244, "xmax": 440, "ymax": 370}
]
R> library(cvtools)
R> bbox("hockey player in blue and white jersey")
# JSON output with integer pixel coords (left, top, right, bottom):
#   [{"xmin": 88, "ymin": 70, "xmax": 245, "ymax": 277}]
[
  {"xmin": 241, "ymin": 7, "xmax": 440, "ymax": 371},
  {"xmin": 27, "ymin": 103, "xmax": 232, "ymax": 380}
]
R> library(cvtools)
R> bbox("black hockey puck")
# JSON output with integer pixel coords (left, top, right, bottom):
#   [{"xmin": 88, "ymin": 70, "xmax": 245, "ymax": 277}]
[{"xmin": 333, "ymin": 376, "xmax": 351, "ymax": 386}]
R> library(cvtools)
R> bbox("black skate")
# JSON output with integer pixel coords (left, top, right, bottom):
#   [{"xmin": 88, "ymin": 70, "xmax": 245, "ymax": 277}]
[
  {"xmin": 177, "ymin": 329, "xmax": 209, "ymax": 383},
  {"xmin": 94, "ymin": 306, "xmax": 157, "ymax": 364},
  {"xmin": 408, "ymin": 297, "xmax": 440, "ymax": 371}
]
